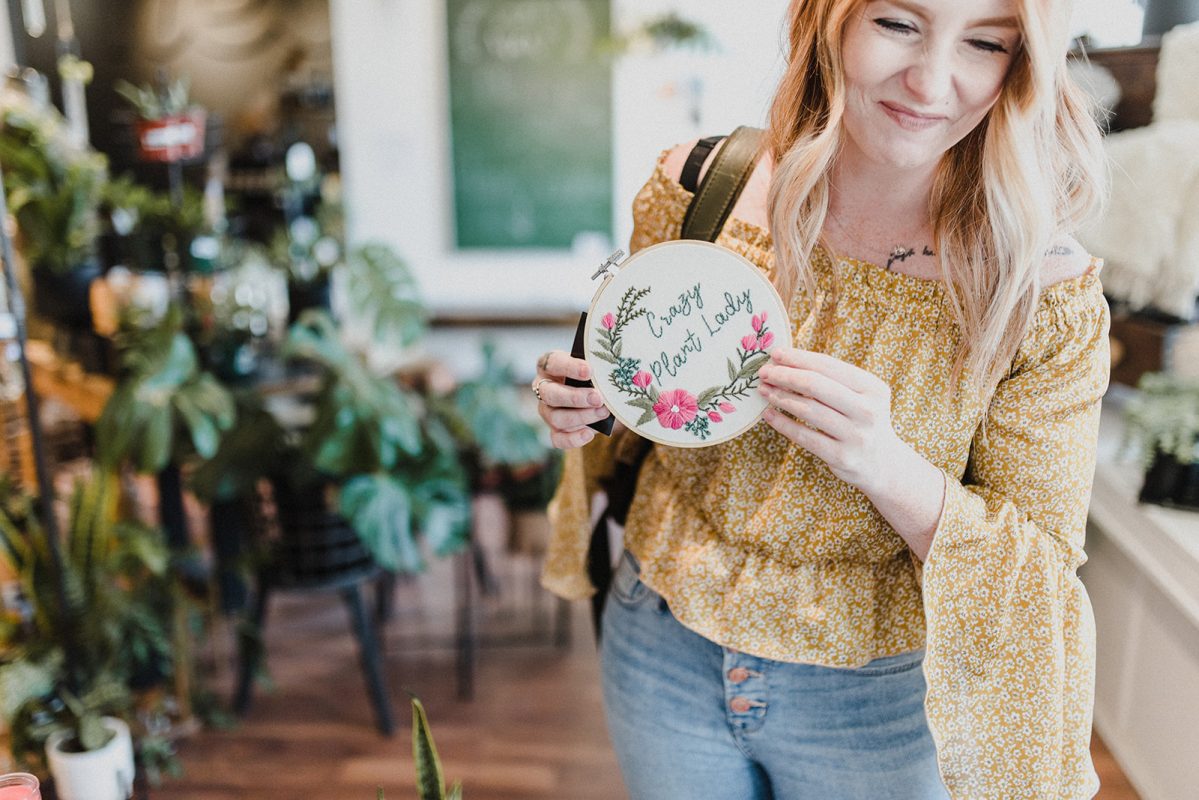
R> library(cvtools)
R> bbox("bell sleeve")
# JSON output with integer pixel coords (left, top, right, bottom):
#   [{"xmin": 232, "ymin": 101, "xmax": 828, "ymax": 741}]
[
  {"xmin": 542, "ymin": 152, "xmax": 683, "ymax": 599},
  {"xmin": 913, "ymin": 278, "xmax": 1110, "ymax": 798}
]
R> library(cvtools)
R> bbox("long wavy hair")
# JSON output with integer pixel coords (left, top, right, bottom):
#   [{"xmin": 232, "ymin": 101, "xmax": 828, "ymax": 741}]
[{"xmin": 766, "ymin": 0, "xmax": 1106, "ymax": 397}]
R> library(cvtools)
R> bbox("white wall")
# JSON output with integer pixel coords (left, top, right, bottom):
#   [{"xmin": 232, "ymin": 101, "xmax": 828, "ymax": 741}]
[
  {"xmin": 0, "ymin": 8, "xmax": 14, "ymax": 72},
  {"xmin": 329, "ymin": 0, "xmax": 788, "ymax": 320}
]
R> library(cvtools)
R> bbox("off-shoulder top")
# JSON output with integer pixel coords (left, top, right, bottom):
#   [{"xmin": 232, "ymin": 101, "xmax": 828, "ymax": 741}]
[{"xmin": 542, "ymin": 151, "xmax": 1110, "ymax": 799}]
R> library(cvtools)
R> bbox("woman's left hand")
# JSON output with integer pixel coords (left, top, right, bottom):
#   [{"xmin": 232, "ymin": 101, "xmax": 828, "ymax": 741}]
[{"xmin": 757, "ymin": 347, "xmax": 906, "ymax": 495}]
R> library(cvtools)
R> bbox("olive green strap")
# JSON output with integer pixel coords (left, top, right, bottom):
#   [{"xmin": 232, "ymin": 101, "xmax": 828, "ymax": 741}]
[{"xmin": 680, "ymin": 125, "xmax": 765, "ymax": 242}]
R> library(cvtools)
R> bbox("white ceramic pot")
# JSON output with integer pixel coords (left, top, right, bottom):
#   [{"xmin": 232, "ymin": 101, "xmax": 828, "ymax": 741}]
[{"xmin": 45, "ymin": 716, "xmax": 135, "ymax": 800}]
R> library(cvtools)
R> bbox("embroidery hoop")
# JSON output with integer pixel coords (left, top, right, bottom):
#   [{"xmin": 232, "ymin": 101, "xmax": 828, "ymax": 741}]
[{"xmin": 585, "ymin": 240, "xmax": 790, "ymax": 448}]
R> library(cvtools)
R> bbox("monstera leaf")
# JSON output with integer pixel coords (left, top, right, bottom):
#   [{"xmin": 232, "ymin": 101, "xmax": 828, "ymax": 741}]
[
  {"xmin": 338, "ymin": 473, "xmax": 421, "ymax": 572},
  {"xmin": 344, "ymin": 242, "xmax": 427, "ymax": 349},
  {"xmin": 97, "ymin": 312, "xmax": 235, "ymax": 473}
]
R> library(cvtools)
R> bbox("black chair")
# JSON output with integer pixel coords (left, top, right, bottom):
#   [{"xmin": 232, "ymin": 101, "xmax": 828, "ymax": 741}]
[{"xmin": 232, "ymin": 479, "xmax": 394, "ymax": 735}]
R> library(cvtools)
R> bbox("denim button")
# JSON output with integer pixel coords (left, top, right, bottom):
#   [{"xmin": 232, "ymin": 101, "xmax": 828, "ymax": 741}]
[
  {"xmin": 729, "ymin": 697, "xmax": 753, "ymax": 713},
  {"xmin": 727, "ymin": 667, "xmax": 750, "ymax": 684}
]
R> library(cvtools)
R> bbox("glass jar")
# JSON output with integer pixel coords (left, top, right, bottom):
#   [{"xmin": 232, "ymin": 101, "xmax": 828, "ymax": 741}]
[{"xmin": 0, "ymin": 772, "xmax": 41, "ymax": 800}]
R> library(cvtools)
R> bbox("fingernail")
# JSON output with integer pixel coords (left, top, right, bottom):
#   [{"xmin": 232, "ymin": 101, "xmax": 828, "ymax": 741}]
[
  {"xmin": 579, "ymin": 366, "xmax": 590, "ymax": 379},
  {"xmin": 589, "ymin": 391, "xmax": 602, "ymax": 406}
]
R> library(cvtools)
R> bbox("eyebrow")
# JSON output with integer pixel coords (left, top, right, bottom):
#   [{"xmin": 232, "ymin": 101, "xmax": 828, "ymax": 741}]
[{"xmin": 876, "ymin": 0, "xmax": 1021, "ymax": 29}]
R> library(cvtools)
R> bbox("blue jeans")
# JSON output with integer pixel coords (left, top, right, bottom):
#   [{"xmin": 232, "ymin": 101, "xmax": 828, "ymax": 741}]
[{"xmin": 601, "ymin": 550, "xmax": 949, "ymax": 800}]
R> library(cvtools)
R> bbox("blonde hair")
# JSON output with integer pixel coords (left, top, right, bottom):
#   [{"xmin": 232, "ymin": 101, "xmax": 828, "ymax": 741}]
[{"xmin": 766, "ymin": 0, "xmax": 1106, "ymax": 397}]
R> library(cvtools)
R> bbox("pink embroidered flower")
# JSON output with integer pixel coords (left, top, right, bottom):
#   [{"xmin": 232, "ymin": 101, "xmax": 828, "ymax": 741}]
[
  {"xmin": 741, "ymin": 334, "xmax": 760, "ymax": 351},
  {"xmin": 756, "ymin": 332, "xmax": 775, "ymax": 350},
  {"xmin": 632, "ymin": 371, "xmax": 653, "ymax": 388},
  {"xmin": 708, "ymin": 411, "xmax": 723, "ymax": 423},
  {"xmin": 752, "ymin": 314, "xmax": 763, "ymax": 332},
  {"xmin": 601, "ymin": 312, "xmax": 615, "ymax": 330},
  {"xmin": 718, "ymin": 402, "xmax": 736, "ymax": 414},
  {"xmin": 653, "ymin": 389, "xmax": 698, "ymax": 430}
]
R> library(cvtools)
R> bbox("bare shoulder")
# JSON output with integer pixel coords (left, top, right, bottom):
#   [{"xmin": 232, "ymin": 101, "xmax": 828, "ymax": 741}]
[{"xmin": 1042, "ymin": 234, "xmax": 1097, "ymax": 287}]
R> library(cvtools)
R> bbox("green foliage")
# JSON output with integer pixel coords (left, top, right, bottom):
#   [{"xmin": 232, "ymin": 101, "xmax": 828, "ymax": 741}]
[
  {"xmin": 188, "ymin": 393, "xmax": 288, "ymax": 504},
  {"xmin": 285, "ymin": 313, "xmax": 468, "ymax": 571},
  {"xmin": 114, "ymin": 76, "xmax": 195, "ymax": 120},
  {"xmin": 344, "ymin": 242, "xmax": 428, "ymax": 349},
  {"xmin": 0, "ymin": 473, "xmax": 173, "ymax": 768},
  {"xmin": 96, "ymin": 308, "xmax": 236, "ymax": 473},
  {"xmin": 102, "ymin": 174, "xmax": 208, "ymax": 271},
  {"xmin": 599, "ymin": 12, "xmax": 714, "ymax": 56},
  {"xmin": 1123, "ymin": 372, "xmax": 1199, "ymax": 466},
  {"xmin": 0, "ymin": 96, "xmax": 107, "ymax": 273},
  {"xmin": 439, "ymin": 342, "xmax": 553, "ymax": 470}
]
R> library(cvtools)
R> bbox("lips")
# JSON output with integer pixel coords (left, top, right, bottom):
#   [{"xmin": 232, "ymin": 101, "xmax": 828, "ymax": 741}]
[{"xmin": 880, "ymin": 101, "xmax": 946, "ymax": 131}]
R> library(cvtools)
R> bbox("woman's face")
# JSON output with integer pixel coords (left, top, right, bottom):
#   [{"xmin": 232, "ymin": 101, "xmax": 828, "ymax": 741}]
[{"xmin": 839, "ymin": 0, "xmax": 1021, "ymax": 172}]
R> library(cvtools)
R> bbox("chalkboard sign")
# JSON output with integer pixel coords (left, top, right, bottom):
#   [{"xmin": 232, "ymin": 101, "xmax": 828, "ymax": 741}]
[{"xmin": 446, "ymin": 0, "xmax": 613, "ymax": 249}]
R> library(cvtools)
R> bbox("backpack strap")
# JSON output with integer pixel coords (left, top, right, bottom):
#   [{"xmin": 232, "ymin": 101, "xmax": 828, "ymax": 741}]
[
  {"xmin": 680, "ymin": 125, "xmax": 765, "ymax": 242},
  {"xmin": 587, "ymin": 126, "xmax": 766, "ymax": 641}
]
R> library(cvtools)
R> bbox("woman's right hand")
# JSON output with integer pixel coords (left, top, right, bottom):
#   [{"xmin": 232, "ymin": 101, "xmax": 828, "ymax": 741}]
[{"xmin": 533, "ymin": 350, "xmax": 610, "ymax": 449}]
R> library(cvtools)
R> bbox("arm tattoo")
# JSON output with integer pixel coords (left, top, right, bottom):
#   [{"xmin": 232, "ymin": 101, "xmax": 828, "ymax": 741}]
[{"xmin": 1046, "ymin": 245, "xmax": 1073, "ymax": 256}]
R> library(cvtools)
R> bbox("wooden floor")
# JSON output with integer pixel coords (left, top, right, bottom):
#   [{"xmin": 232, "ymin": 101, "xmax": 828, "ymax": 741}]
[{"xmin": 154, "ymin": 549, "xmax": 1143, "ymax": 800}]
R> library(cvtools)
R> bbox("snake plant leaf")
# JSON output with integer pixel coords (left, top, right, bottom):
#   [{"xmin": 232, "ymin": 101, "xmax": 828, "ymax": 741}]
[
  {"xmin": 339, "ymin": 474, "xmax": 421, "ymax": 573},
  {"xmin": 411, "ymin": 698, "xmax": 446, "ymax": 800},
  {"xmin": 446, "ymin": 783, "xmax": 463, "ymax": 800}
]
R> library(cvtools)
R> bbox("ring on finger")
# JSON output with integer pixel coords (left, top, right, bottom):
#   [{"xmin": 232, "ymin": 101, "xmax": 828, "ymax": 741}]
[{"xmin": 532, "ymin": 377, "xmax": 554, "ymax": 402}]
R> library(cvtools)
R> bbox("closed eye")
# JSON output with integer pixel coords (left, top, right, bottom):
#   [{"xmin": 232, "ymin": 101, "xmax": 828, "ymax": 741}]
[
  {"xmin": 874, "ymin": 18, "xmax": 917, "ymax": 35},
  {"xmin": 968, "ymin": 38, "xmax": 1009, "ymax": 54}
]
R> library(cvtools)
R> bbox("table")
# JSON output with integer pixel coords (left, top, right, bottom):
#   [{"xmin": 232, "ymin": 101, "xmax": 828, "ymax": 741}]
[{"xmin": 1081, "ymin": 386, "xmax": 1199, "ymax": 800}]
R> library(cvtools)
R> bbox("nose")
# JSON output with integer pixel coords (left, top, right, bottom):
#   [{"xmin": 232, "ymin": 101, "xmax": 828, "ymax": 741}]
[{"xmin": 903, "ymin": 44, "xmax": 953, "ymax": 107}]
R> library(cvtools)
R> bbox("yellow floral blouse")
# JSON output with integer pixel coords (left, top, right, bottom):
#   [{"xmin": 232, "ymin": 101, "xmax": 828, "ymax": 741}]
[{"xmin": 543, "ymin": 152, "xmax": 1110, "ymax": 799}]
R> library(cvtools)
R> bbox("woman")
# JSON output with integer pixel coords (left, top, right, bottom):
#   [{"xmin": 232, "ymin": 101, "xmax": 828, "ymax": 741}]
[{"xmin": 535, "ymin": 0, "xmax": 1108, "ymax": 797}]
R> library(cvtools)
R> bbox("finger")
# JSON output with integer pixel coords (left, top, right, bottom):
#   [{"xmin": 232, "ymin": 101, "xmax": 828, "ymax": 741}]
[
  {"xmin": 540, "ymin": 380, "xmax": 604, "ymax": 409},
  {"xmin": 769, "ymin": 348, "xmax": 879, "ymax": 394},
  {"xmin": 539, "ymin": 351, "xmax": 591, "ymax": 382},
  {"xmin": 758, "ymin": 364, "xmax": 867, "ymax": 420},
  {"xmin": 763, "ymin": 407, "xmax": 838, "ymax": 462},
  {"xmin": 760, "ymin": 387, "xmax": 852, "ymax": 439},
  {"xmin": 543, "ymin": 405, "xmax": 611, "ymax": 431},
  {"xmin": 551, "ymin": 427, "xmax": 597, "ymax": 449}
]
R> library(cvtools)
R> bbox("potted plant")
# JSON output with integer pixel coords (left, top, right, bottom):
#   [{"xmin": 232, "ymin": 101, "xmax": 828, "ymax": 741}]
[
  {"xmin": 0, "ymin": 473, "xmax": 175, "ymax": 797},
  {"xmin": 0, "ymin": 89, "xmax": 107, "ymax": 328},
  {"xmin": 115, "ymin": 76, "xmax": 206, "ymax": 163},
  {"xmin": 1122, "ymin": 371, "xmax": 1199, "ymax": 509},
  {"xmin": 271, "ymin": 197, "xmax": 347, "ymax": 324},
  {"xmin": 274, "ymin": 311, "xmax": 469, "ymax": 573},
  {"xmin": 190, "ymin": 241, "xmax": 464, "ymax": 575}
]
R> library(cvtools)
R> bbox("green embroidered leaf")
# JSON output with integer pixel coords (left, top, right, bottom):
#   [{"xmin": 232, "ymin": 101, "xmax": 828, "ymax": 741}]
[
  {"xmin": 737, "ymin": 353, "xmax": 770, "ymax": 380},
  {"xmin": 648, "ymin": 384, "xmax": 659, "ymax": 401},
  {"xmin": 590, "ymin": 349, "xmax": 617, "ymax": 365},
  {"xmin": 727, "ymin": 359, "xmax": 737, "ymax": 381},
  {"xmin": 613, "ymin": 338, "xmax": 622, "ymax": 358},
  {"xmin": 635, "ymin": 408, "xmax": 656, "ymax": 427},
  {"xmin": 696, "ymin": 388, "xmax": 718, "ymax": 408},
  {"xmin": 628, "ymin": 397, "xmax": 655, "ymax": 413}
]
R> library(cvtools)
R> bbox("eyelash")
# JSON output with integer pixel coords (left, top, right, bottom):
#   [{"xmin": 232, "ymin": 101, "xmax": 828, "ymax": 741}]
[{"xmin": 872, "ymin": 18, "xmax": 1010, "ymax": 55}]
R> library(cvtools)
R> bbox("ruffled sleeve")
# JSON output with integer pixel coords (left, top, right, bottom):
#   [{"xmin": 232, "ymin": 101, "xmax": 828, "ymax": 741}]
[
  {"xmin": 915, "ymin": 273, "xmax": 1110, "ymax": 798},
  {"xmin": 541, "ymin": 153, "xmax": 684, "ymax": 599}
]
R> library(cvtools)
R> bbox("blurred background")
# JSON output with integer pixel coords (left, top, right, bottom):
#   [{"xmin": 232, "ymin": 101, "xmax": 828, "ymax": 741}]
[{"xmin": 0, "ymin": 1, "xmax": 1193, "ymax": 798}]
